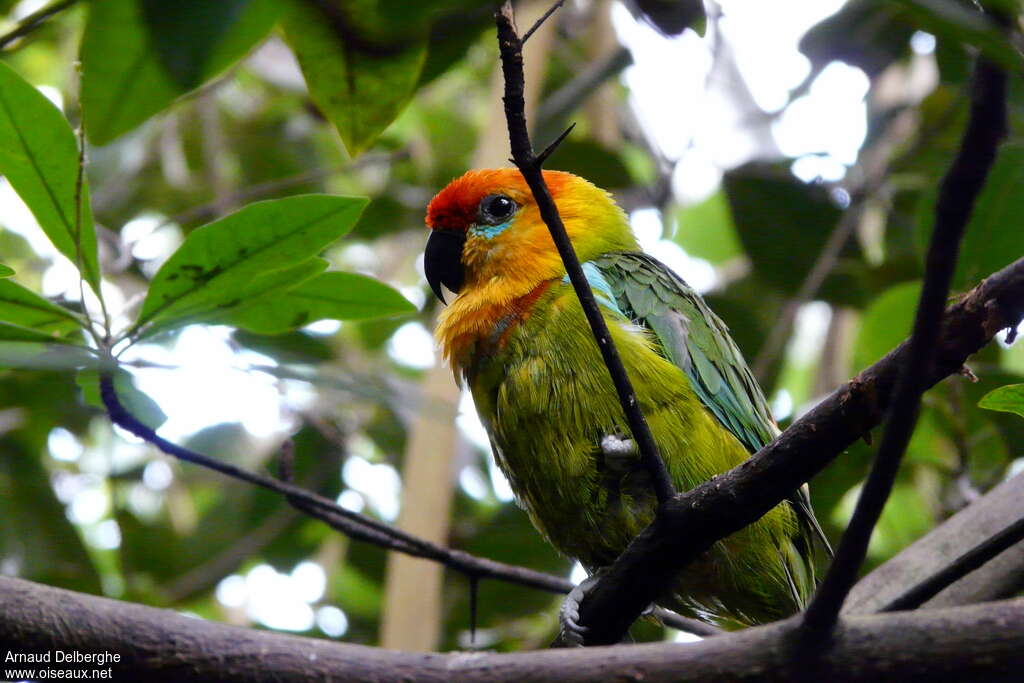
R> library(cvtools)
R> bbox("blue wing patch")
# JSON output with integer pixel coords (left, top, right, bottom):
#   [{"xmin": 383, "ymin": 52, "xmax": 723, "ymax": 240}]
[{"xmin": 564, "ymin": 262, "xmax": 626, "ymax": 318}]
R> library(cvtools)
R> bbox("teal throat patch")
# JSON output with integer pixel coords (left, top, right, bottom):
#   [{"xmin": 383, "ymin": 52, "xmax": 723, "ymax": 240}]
[{"xmin": 469, "ymin": 220, "xmax": 512, "ymax": 240}]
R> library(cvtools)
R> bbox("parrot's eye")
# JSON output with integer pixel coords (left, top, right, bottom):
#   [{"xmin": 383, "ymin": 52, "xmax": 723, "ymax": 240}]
[{"xmin": 479, "ymin": 194, "xmax": 517, "ymax": 224}]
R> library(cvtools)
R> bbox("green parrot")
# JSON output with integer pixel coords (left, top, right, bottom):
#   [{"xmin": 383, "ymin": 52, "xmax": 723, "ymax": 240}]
[{"xmin": 424, "ymin": 168, "xmax": 829, "ymax": 628}]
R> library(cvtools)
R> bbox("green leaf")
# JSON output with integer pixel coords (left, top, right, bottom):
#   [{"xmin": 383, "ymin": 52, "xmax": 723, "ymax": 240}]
[
  {"xmin": 545, "ymin": 140, "xmax": 633, "ymax": 190},
  {"xmin": 229, "ymin": 271, "xmax": 416, "ymax": 334},
  {"xmin": 80, "ymin": 0, "xmax": 281, "ymax": 145},
  {"xmin": 0, "ymin": 342, "xmax": 93, "ymax": 370},
  {"xmin": 672, "ymin": 191, "xmax": 742, "ymax": 264},
  {"xmin": 417, "ymin": 9, "xmax": 491, "ymax": 87},
  {"xmin": 0, "ymin": 264, "xmax": 13, "ymax": 277},
  {"xmin": 0, "ymin": 438, "xmax": 102, "ymax": 594},
  {"xmin": 897, "ymin": 0, "xmax": 1023, "ymax": 74},
  {"xmin": 0, "ymin": 279, "xmax": 82, "ymax": 332},
  {"xmin": 724, "ymin": 164, "xmax": 861, "ymax": 304},
  {"xmin": 979, "ymin": 384, "xmax": 1024, "ymax": 420},
  {"xmin": 632, "ymin": 0, "xmax": 705, "ymax": 36},
  {"xmin": 853, "ymin": 280, "xmax": 921, "ymax": 371},
  {"xmin": 0, "ymin": 321, "xmax": 79, "ymax": 344},
  {"xmin": 77, "ymin": 367, "xmax": 167, "ymax": 430},
  {"xmin": 0, "ymin": 61, "xmax": 101, "ymax": 291},
  {"xmin": 799, "ymin": 0, "xmax": 913, "ymax": 77},
  {"xmin": 281, "ymin": 0, "xmax": 427, "ymax": 156},
  {"xmin": 140, "ymin": 0, "xmax": 253, "ymax": 88},
  {"xmin": 164, "ymin": 256, "xmax": 330, "ymax": 332},
  {"xmin": 244, "ymin": 258, "xmax": 330, "ymax": 299},
  {"xmin": 916, "ymin": 144, "xmax": 1024, "ymax": 291},
  {"xmin": 134, "ymin": 195, "xmax": 367, "ymax": 338}
]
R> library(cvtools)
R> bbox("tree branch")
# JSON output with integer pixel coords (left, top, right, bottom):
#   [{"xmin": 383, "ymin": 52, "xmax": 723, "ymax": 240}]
[
  {"xmin": 97, "ymin": 369, "xmax": 713, "ymax": 636},
  {"xmin": 879, "ymin": 514, "xmax": 1024, "ymax": 612},
  {"xmin": 3, "ymin": 575, "xmax": 1024, "ymax": 681},
  {"xmin": 495, "ymin": 1, "xmax": 676, "ymax": 504},
  {"xmin": 95, "ymin": 1, "xmax": 1021, "ymax": 649},
  {"xmin": 535, "ymin": 46, "xmax": 633, "ymax": 130},
  {"xmin": 800, "ymin": 21, "xmax": 1009, "ymax": 638},
  {"xmin": 845, "ymin": 471, "xmax": 1024, "ymax": 614},
  {"xmin": 568, "ymin": 255, "xmax": 1024, "ymax": 645},
  {"xmin": 0, "ymin": 0, "xmax": 77, "ymax": 51}
]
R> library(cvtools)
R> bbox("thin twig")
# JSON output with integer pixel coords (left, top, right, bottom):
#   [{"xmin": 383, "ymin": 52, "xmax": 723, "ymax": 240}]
[
  {"xmin": 879, "ymin": 515, "xmax": 1024, "ymax": 612},
  {"xmin": 164, "ymin": 152, "xmax": 405, "ymax": 229},
  {"xmin": 535, "ymin": 46, "xmax": 632, "ymax": 129},
  {"xmin": 97, "ymin": 368, "xmax": 714, "ymax": 636},
  {"xmin": 521, "ymin": 0, "xmax": 565, "ymax": 44},
  {"xmin": 800, "ymin": 25, "xmax": 1009, "ymax": 640},
  {"xmin": 72, "ymin": 121, "xmax": 104, "ymax": 348},
  {"xmin": 750, "ymin": 103, "xmax": 920, "ymax": 382},
  {"xmin": 751, "ymin": 212, "xmax": 858, "ymax": 383},
  {"xmin": 495, "ymin": 1, "xmax": 675, "ymax": 505},
  {"xmin": 0, "ymin": 0, "xmax": 77, "ymax": 50}
]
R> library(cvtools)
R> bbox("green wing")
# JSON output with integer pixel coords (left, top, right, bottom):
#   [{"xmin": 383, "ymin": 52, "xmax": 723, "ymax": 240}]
[
  {"xmin": 593, "ymin": 251, "xmax": 831, "ymax": 556},
  {"xmin": 594, "ymin": 252, "xmax": 775, "ymax": 451}
]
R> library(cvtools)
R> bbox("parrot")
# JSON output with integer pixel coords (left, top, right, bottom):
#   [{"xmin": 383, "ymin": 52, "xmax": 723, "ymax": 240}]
[{"xmin": 423, "ymin": 168, "xmax": 830, "ymax": 628}]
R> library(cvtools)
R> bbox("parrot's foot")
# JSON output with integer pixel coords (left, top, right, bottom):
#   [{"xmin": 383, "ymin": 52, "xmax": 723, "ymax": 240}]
[
  {"xmin": 600, "ymin": 434, "xmax": 637, "ymax": 472},
  {"xmin": 558, "ymin": 568, "xmax": 656, "ymax": 646},
  {"xmin": 559, "ymin": 570, "xmax": 606, "ymax": 647}
]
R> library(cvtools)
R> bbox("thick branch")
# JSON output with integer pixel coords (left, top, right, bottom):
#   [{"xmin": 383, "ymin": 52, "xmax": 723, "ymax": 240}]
[
  {"xmin": 572, "ymin": 256, "xmax": 1024, "ymax": 645},
  {"xmin": 2, "ymin": 576, "xmax": 1024, "ymax": 681}
]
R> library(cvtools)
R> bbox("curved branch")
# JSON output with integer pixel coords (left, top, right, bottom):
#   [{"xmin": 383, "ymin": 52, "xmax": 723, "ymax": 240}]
[
  {"xmin": 570, "ymin": 256, "xmax": 1024, "ymax": 645},
  {"xmin": 2, "ymin": 575, "xmax": 1024, "ymax": 681}
]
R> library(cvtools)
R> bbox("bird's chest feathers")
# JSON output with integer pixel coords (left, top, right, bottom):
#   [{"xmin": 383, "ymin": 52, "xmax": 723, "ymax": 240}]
[{"xmin": 437, "ymin": 279, "xmax": 554, "ymax": 374}]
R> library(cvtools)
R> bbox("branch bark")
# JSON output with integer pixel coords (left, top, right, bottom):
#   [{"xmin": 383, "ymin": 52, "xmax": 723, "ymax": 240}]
[
  {"xmin": 800, "ymin": 24, "xmax": 1008, "ymax": 638},
  {"xmin": 845, "ymin": 470, "xmax": 1024, "ymax": 614},
  {"xmin": 571, "ymin": 255, "xmax": 1024, "ymax": 644},
  {"xmin": 2, "ymin": 575, "xmax": 1024, "ymax": 682}
]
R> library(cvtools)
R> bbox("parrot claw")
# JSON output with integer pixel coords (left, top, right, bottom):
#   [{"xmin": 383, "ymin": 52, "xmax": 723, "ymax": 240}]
[
  {"xmin": 558, "ymin": 570, "xmax": 607, "ymax": 647},
  {"xmin": 600, "ymin": 434, "xmax": 638, "ymax": 472}
]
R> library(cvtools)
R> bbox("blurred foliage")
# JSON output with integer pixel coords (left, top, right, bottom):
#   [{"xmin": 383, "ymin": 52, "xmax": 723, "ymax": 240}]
[{"xmin": 0, "ymin": 0, "xmax": 1021, "ymax": 657}]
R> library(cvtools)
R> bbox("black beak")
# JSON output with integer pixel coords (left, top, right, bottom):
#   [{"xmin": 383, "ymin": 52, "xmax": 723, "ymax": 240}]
[{"xmin": 424, "ymin": 229, "xmax": 466, "ymax": 304}]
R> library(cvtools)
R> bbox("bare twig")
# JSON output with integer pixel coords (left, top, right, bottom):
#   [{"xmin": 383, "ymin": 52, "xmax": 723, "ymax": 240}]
[
  {"xmin": 845, "ymin": 471, "xmax": 1024, "ymax": 613},
  {"xmin": 750, "ymin": 104, "xmax": 919, "ymax": 382},
  {"xmin": 879, "ymin": 515, "xmax": 1024, "ymax": 612},
  {"xmin": 535, "ymin": 47, "xmax": 632, "ymax": 129},
  {"xmin": 165, "ymin": 151, "xmax": 405, "ymax": 228},
  {"xmin": 521, "ymin": 0, "xmax": 565, "ymax": 44},
  {"xmin": 0, "ymin": 0, "xmax": 77, "ymax": 50},
  {"xmin": 495, "ymin": 1, "xmax": 675, "ymax": 504},
  {"xmin": 97, "ymin": 368, "xmax": 713, "ymax": 636},
  {"xmin": 800, "ymin": 28, "xmax": 1009, "ymax": 640}
]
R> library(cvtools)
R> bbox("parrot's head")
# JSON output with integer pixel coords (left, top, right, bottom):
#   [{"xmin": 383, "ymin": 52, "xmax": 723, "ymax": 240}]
[{"xmin": 424, "ymin": 169, "xmax": 636, "ymax": 303}]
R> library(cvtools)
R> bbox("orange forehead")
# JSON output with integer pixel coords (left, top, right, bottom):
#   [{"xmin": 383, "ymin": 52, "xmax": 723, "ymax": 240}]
[{"xmin": 425, "ymin": 168, "xmax": 572, "ymax": 230}]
